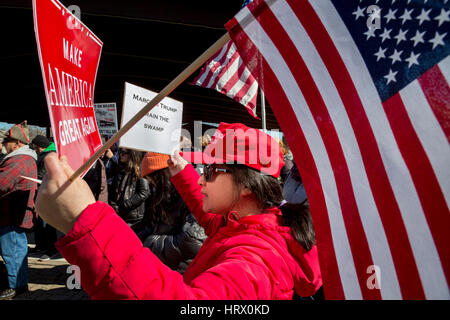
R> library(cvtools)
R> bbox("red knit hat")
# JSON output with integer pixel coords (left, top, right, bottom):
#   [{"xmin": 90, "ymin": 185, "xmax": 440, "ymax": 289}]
[
  {"xmin": 180, "ymin": 122, "xmax": 284, "ymax": 178},
  {"xmin": 141, "ymin": 152, "xmax": 170, "ymax": 177}
]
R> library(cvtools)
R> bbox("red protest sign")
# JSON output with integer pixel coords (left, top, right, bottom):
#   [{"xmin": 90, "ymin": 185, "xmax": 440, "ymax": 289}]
[{"xmin": 33, "ymin": 0, "xmax": 103, "ymax": 173}]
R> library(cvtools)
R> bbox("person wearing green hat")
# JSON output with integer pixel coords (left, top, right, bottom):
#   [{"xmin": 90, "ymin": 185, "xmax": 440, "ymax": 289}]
[{"xmin": 30, "ymin": 135, "xmax": 58, "ymax": 261}]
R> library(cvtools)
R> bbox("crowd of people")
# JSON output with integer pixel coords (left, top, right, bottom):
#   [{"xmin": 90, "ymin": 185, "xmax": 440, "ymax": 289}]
[{"xmin": 0, "ymin": 121, "xmax": 322, "ymax": 300}]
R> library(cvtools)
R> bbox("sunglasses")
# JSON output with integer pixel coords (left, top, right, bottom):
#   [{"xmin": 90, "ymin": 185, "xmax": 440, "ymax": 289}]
[
  {"xmin": 119, "ymin": 150, "xmax": 129, "ymax": 155},
  {"xmin": 203, "ymin": 164, "xmax": 232, "ymax": 182}
]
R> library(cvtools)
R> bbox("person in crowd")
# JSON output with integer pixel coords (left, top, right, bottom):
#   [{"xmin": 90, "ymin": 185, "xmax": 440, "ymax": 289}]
[
  {"xmin": 30, "ymin": 134, "xmax": 58, "ymax": 260},
  {"xmin": 179, "ymin": 135, "xmax": 192, "ymax": 152},
  {"xmin": 0, "ymin": 136, "xmax": 6, "ymax": 162},
  {"xmin": 193, "ymin": 133, "xmax": 211, "ymax": 175},
  {"xmin": 194, "ymin": 133, "xmax": 211, "ymax": 152},
  {"xmin": 32, "ymin": 135, "xmax": 56, "ymax": 181},
  {"xmin": 102, "ymin": 141, "xmax": 120, "ymax": 194},
  {"xmin": 83, "ymin": 158, "xmax": 108, "ymax": 203},
  {"xmin": 34, "ymin": 122, "xmax": 322, "ymax": 299},
  {"xmin": 137, "ymin": 152, "xmax": 206, "ymax": 274},
  {"xmin": 278, "ymin": 138, "xmax": 294, "ymax": 183},
  {"xmin": 108, "ymin": 148, "xmax": 150, "ymax": 232},
  {"xmin": 0, "ymin": 123, "xmax": 37, "ymax": 299},
  {"xmin": 282, "ymin": 162, "xmax": 308, "ymax": 206}
]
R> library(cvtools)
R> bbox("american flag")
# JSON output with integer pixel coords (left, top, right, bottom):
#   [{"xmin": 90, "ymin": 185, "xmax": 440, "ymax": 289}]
[
  {"xmin": 193, "ymin": 1, "xmax": 259, "ymax": 119},
  {"xmin": 226, "ymin": 0, "xmax": 450, "ymax": 299}
]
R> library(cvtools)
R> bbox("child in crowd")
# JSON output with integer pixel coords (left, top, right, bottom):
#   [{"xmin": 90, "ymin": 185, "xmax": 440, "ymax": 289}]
[{"xmin": 34, "ymin": 122, "xmax": 322, "ymax": 299}]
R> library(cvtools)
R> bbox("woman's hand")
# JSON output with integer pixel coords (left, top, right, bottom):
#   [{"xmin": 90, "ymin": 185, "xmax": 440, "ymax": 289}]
[
  {"xmin": 167, "ymin": 151, "xmax": 188, "ymax": 177},
  {"xmin": 104, "ymin": 149, "xmax": 114, "ymax": 159},
  {"xmin": 35, "ymin": 153, "xmax": 96, "ymax": 234}
]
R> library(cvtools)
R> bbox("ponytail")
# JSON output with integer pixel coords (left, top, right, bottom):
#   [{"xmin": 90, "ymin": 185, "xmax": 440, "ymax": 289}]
[{"xmin": 280, "ymin": 202, "xmax": 315, "ymax": 252}]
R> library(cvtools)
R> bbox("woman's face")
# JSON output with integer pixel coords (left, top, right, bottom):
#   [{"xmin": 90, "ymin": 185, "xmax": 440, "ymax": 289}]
[
  {"xmin": 197, "ymin": 165, "xmax": 240, "ymax": 215},
  {"xmin": 119, "ymin": 149, "xmax": 130, "ymax": 163}
]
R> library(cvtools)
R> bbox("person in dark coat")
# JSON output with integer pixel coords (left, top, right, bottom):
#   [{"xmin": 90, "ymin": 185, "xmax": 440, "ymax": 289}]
[
  {"xmin": 32, "ymin": 135, "xmax": 56, "ymax": 180},
  {"xmin": 109, "ymin": 149, "xmax": 150, "ymax": 232},
  {"xmin": 138, "ymin": 152, "xmax": 206, "ymax": 274},
  {"xmin": 282, "ymin": 162, "xmax": 307, "ymax": 205},
  {"xmin": 278, "ymin": 138, "xmax": 294, "ymax": 183},
  {"xmin": 0, "ymin": 123, "xmax": 37, "ymax": 299},
  {"xmin": 83, "ymin": 158, "xmax": 108, "ymax": 202},
  {"xmin": 30, "ymin": 135, "xmax": 58, "ymax": 260}
]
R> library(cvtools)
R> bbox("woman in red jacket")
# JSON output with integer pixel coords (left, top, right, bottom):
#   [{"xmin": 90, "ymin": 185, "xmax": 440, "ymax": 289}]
[{"xmin": 35, "ymin": 122, "xmax": 322, "ymax": 299}]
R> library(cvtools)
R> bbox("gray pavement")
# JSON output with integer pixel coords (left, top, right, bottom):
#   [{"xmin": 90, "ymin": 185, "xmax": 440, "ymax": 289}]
[{"xmin": 0, "ymin": 233, "xmax": 90, "ymax": 300}]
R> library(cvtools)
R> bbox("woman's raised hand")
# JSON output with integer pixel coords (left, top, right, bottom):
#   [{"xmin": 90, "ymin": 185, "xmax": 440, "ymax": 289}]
[{"xmin": 167, "ymin": 150, "xmax": 188, "ymax": 177}]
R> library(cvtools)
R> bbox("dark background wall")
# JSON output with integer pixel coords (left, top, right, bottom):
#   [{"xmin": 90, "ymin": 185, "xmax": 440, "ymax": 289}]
[{"xmin": 0, "ymin": 0, "xmax": 281, "ymax": 138}]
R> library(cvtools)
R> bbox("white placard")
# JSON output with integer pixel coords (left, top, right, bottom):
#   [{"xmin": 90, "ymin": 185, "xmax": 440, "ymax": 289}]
[{"xmin": 120, "ymin": 82, "xmax": 183, "ymax": 155}]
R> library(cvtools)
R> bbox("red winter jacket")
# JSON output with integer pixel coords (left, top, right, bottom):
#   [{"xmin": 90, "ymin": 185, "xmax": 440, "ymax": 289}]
[{"xmin": 56, "ymin": 164, "xmax": 322, "ymax": 299}]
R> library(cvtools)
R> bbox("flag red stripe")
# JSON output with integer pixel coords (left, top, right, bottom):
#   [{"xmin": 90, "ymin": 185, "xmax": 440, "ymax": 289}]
[
  {"xmin": 218, "ymin": 57, "xmax": 245, "ymax": 94},
  {"xmin": 194, "ymin": 41, "xmax": 233, "ymax": 89},
  {"xmin": 219, "ymin": 54, "xmax": 251, "ymax": 99},
  {"xmin": 414, "ymin": 70, "xmax": 450, "ymax": 287},
  {"xmin": 291, "ymin": 0, "xmax": 426, "ymax": 298},
  {"xmin": 204, "ymin": 42, "xmax": 233, "ymax": 87},
  {"xmin": 228, "ymin": 15, "xmax": 346, "ymax": 300},
  {"xmin": 255, "ymin": 1, "xmax": 380, "ymax": 299},
  {"xmin": 208, "ymin": 49, "xmax": 241, "ymax": 91},
  {"xmin": 417, "ymin": 65, "xmax": 450, "ymax": 143},
  {"xmin": 233, "ymin": 65, "xmax": 257, "ymax": 104},
  {"xmin": 384, "ymin": 92, "xmax": 450, "ymax": 289}
]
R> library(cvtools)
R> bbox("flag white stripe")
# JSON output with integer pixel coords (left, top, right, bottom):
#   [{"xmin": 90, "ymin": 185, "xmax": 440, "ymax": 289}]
[
  {"xmin": 399, "ymin": 80, "xmax": 450, "ymax": 299},
  {"xmin": 401, "ymin": 60, "xmax": 450, "ymax": 208},
  {"xmin": 240, "ymin": 79, "xmax": 259, "ymax": 108},
  {"xmin": 440, "ymin": 55, "xmax": 450, "ymax": 91},
  {"xmin": 207, "ymin": 44, "xmax": 237, "ymax": 88},
  {"xmin": 236, "ymin": 6, "xmax": 363, "ymax": 299},
  {"xmin": 274, "ymin": 0, "xmax": 402, "ymax": 299},
  {"xmin": 226, "ymin": 59, "xmax": 252, "ymax": 99},
  {"xmin": 195, "ymin": 44, "xmax": 230, "ymax": 86},
  {"xmin": 215, "ymin": 55, "xmax": 241, "ymax": 92},
  {"xmin": 312, "ymin": 0, "xmax": 447, "ymax": 299}
]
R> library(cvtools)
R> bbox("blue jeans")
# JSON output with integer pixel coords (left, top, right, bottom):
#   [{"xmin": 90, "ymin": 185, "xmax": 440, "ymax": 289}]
[{"xmin": 0, "ymin": 226, "xmax": 28, "ymax": 289}]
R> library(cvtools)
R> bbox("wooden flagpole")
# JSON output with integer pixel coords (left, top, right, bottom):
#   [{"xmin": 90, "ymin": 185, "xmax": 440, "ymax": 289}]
[{"xmin": 70, "ymin": 32, "xmax": 231, "ymax": 181}]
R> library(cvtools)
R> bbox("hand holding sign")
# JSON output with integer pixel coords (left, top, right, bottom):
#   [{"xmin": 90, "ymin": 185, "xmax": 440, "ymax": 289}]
[{"xmin": 35, "ymin": 153, "xmax": 96, "ymax": 234}]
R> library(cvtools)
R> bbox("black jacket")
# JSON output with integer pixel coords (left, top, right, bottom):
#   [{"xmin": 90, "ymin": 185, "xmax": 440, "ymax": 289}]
[
  {"xmin": 36, "ymin": 149, "xmax": 56, "ymax": 180},
  {"xmin": 138, "ymin": 185, "xmax": 206, "ymax": 274},
  {"xmin": 109, "ymin": 167, "xmax": 150, "ymax": 230},
  {"xmin": 83, "ymin": 159, "xmax": 108, "ymax": 202}
]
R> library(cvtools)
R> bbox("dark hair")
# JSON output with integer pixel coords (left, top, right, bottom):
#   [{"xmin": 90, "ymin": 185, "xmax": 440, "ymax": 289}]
[
  {"xmin": 143, "ymin": 168, "xmax": 190, "ymax": 228},
  {"xmin": 280, "ymin": 202, "xmax": 316, "ymax": 252},
  {"xmin": 220, "ymin": 164, "xmax": 315, "ymax": 251},
  {"xmin": 120, "ymin": 149, "xmax": 143, "ymax": 179},
  {"xmin": 228, "ymin": 164, "xmax": 283, "ymax": 210}
]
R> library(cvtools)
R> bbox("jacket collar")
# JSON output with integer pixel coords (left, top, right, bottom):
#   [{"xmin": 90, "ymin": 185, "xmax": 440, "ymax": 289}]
[
  {"xmin": 226, "ymin": 207, "xmax": 282, "ymax": 227},
  {"xmin": 3, "ymin": 145, "xmax": 37, "ymax": 162}
]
